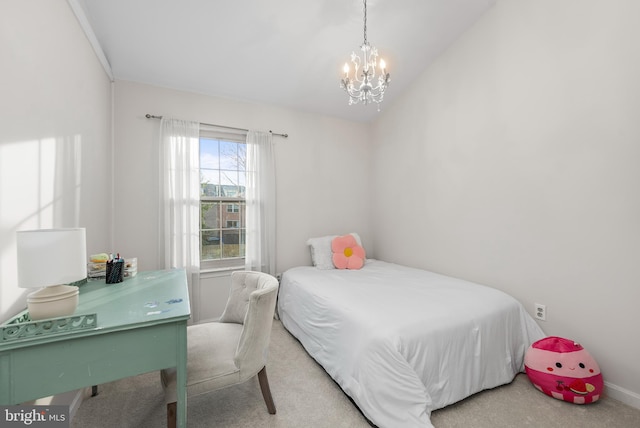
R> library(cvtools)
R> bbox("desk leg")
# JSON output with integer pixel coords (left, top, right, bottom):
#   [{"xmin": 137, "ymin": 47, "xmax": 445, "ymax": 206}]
[{"xmin": 176, "ymin": 321, "xmax": 188, "ymax": 428}]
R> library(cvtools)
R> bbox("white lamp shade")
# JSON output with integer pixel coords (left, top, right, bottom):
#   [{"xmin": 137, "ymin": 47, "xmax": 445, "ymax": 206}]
[{"xmin": 16, "ymin": 228, "xmax": 87, "ymax": 288}]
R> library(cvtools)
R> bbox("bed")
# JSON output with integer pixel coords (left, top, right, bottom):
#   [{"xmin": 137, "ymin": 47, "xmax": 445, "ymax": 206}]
[{"xmin": 277, "ymin": 259, "xmax": 545, "ymax": 428}]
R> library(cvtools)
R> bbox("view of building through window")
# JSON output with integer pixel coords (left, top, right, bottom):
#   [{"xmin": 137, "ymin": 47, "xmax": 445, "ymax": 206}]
[{"xmin": 200, "ymin": 136, "xmax": 246, "ymax": 266}]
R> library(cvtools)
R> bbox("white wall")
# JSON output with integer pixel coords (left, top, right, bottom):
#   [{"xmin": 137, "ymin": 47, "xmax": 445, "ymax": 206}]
[
  {"xmin": 112, "ymin": 80, "xmax": 371, "ymax": 275},
  {"xmin": 371, "ymin": 0, "xmax": 640, "ymax": 405},
  {"xmin": 0, "ymin": 0, "xmax": 112, "ymax": 323}
]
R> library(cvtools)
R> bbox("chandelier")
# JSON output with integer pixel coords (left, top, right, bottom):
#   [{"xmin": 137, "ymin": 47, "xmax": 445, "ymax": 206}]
[{"xmin": 340, "ymin": 0, "xmax": 391, "ymax": 108}]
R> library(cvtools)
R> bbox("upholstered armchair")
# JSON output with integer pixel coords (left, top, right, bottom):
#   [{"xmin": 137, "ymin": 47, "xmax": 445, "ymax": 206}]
[{"xmin": 161, "ymin": 271, "xmax": 279, "ymax": 428}]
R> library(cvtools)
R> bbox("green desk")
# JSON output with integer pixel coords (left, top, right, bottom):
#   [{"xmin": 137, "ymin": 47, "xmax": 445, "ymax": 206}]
[{"xmin": 0, "ymin": 269, "xmax": 191, "ymax": 427}]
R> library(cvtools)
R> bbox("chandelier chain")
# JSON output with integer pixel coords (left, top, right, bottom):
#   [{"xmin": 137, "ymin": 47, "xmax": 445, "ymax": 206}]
[{"xmin": 363, "ymin": 0, "xmax": 368, "ymax": 45}]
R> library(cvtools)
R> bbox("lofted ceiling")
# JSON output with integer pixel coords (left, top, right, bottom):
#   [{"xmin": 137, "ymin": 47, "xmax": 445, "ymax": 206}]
[{"xmin": 76, "ymin": 0, "xmax": 496, "ymax": 122}]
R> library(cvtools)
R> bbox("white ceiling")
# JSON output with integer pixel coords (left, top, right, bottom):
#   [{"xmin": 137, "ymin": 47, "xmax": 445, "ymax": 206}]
[{"xmin": 76, "ymin": 0, "xmax": 496, "ymax": 122}]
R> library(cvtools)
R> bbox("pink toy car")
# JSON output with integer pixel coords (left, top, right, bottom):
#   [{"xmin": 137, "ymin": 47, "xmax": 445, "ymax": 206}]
[{"xmin": 524, "ymin": 336, "xmax": 603, "ymax": 404}]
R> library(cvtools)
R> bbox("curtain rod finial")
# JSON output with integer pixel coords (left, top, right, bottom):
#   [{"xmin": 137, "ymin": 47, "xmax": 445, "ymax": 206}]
[{"xmin": 269, "ymin": 130, "xmax": 289, "ymax": 138}]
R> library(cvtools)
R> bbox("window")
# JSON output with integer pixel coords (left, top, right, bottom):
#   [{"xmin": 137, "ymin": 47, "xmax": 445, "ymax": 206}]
[{"xmin": 200, "ymin": 130, "xmax": 246, "ymax": 269}]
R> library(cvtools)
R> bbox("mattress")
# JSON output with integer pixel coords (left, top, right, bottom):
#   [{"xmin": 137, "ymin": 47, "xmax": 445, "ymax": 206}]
[{"xmin": 277, "ymin": 259, "xmax": 545, "ymax": 428}]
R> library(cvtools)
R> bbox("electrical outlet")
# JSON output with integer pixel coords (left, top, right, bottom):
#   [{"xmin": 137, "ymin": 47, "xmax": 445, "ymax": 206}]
[{"xmin": 534, "ymin": 303, "xmax": 546, "ymax": 321}]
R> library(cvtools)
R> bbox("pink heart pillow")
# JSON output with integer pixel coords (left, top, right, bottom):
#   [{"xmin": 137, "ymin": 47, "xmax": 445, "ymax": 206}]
[{"xmin": 331, "ymin": 234, "xmax": 366, "ymax": 269}]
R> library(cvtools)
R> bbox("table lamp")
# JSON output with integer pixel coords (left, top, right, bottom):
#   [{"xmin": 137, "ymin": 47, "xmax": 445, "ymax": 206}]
[{"xmin": 16, "ymin": 228, "xmax": 87, "ymax": 320}]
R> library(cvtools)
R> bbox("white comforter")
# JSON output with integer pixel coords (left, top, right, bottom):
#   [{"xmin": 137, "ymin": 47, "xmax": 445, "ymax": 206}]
[{"xmin": 277, "ymin": 260, "xmax": 545, "ymax": 428}]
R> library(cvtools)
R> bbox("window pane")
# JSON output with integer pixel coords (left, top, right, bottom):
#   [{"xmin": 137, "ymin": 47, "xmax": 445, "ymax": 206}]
[
  {"xmin": 201, "ymin": 202, "xmax": 220, "ymax": 229},
  {"xmin": 219, "ymin": 141, "xmax": 239, "ymax": 169},
  {"xmin": 200, "ymin": 138, "xmax": 220, "ymax": 169},
  {"xmin": 201, "ymin": 183, "xmax": 219, "ymax": 197},
  {"xmin": 237, "ymin": 170, "xmax": 246, "ymax": 188},
  {"xmin": 239, "ymin": 202, "xmax": 245, "ymax": 228},
  {"xmin": 201, "ymin": 170, "xmax": 219, "ymax": 197},
  {"xmin": 201, "ymin": 169, "xmax": 220, "ymax": 185},
  {"xmin": 236, "ymin": 229, "xmax": 246, "ymax": 258},
  {"xmin": 237, "ymin": 144, "xmax": 246, "ymax": 170},
  {"xmin": 222, "ymin": 229, "xmax": 242, "ymax": 258},
  {"xmin": 222, "ymin": 202, "xmax": 240, "ymax": 231},
  {"xmin": 220, "ymin": 170, "xmax": 239, "ymax": 187},
  {"xmin": 201, "ymin": 230, "xmax": 221, "ymax": 260}
]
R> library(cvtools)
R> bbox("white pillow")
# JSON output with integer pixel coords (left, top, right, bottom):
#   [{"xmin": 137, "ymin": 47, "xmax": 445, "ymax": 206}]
[{"xmin": 307, "ymin": 233, "xmax": 363, "ymax": 269}]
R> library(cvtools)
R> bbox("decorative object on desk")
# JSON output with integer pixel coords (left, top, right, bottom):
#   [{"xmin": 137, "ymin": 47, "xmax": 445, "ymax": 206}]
[
  {"xmin": 1, "ymin": 313, "xmax": 98, "ymax": 342},
  {"xmin": 124, "ymin": 257, "xmax": 137, "ymax": 278},
  {"xmin": 87, "ymin": 252, "xmax": 108, "ymax": 279},
  {"xmin": 106, "ymin": 254, "xmax": 125, "ymax": 284},
  {"xmin": 89, "ymin": 254, "xmax": 136, "ymax": 280},
  {"xmin": 87, "ymin": 262, "xmax": 106, "ymax": 279},
  {"xmin": 16, "ymin": 228, "xmax": 87, "ymax": 321},
  {"xmin": 90, "ymin": 252, "xmax": 109, "ymax": 263}
]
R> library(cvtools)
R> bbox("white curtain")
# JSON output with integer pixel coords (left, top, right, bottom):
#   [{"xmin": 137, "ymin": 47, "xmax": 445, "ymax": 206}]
[
  {"xmin": 245, "ymin": 131, "xmax": 276, "ymax": 274},
  {"xmin": 159, "ymin": 118, "xmax": 201, "ymax": 284}
]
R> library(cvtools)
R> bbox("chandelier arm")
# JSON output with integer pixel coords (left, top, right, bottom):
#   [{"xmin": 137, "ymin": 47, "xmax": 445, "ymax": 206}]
[
  {"xmin": 366, "ymin": 45, "xmax": 377, "ymax": 79},
  {"xmin": 351, "ymin": 53, "xmax": 362, "ymax": 83}
]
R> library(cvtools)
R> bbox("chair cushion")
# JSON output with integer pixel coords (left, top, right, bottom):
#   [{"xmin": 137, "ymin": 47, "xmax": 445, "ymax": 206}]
[
  {"xmin": 220, "ymin": 271, "xmax": 274, "ymax": 324},
  {"xmin": 161, "ymin": 322, "xmax": 244, "ymax": 403}
]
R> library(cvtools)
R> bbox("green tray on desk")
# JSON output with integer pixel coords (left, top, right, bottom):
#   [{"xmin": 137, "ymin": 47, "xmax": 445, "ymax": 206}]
[{"xmin": 1, "ymin": 312, "xmax": 97, "ymax": 342}]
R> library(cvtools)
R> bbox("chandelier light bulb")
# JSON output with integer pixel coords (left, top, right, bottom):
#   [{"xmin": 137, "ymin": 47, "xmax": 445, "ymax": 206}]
[{"xmin": 379, "ymin": 59, "xmax": 386, "ymax": 71}]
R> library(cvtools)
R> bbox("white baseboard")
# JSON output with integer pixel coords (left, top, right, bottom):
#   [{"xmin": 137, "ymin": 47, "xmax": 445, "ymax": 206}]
[
  {"xmin": 605, "ymin": 381, "xmax": 640, "ymax": 410},
  {"xmin": 69, "ymin": 388, "xmax": 92, "ymax": 421}
]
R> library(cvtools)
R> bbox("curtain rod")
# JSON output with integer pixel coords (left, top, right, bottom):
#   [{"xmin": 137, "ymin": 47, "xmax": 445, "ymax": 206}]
[{"xmin": 145, "ymin": 114, "xmax": 288, "ymax": 138}]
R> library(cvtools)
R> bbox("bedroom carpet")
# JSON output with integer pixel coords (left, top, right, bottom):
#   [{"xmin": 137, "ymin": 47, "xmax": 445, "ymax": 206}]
[{"xmin": 71, "ymin": 320, "xmax": 640, "ymax": 428}]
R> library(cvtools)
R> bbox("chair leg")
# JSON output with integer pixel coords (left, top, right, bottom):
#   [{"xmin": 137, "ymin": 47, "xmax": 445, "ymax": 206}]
[
  {"xmin": 257, "ymin": 367, "xmax": 276, "ymax": 414},
  {"xmin": 167, "ymin": 402, "xmax": 177, "ymax": 428}
]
